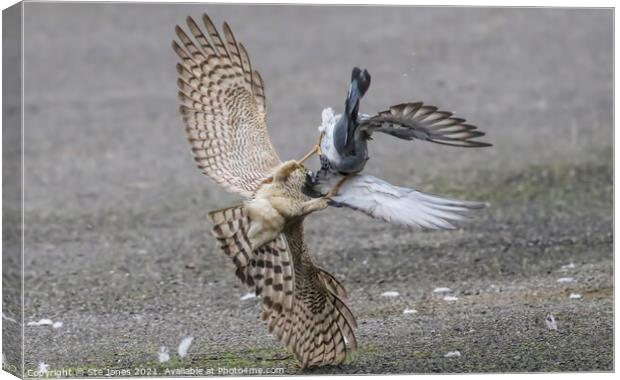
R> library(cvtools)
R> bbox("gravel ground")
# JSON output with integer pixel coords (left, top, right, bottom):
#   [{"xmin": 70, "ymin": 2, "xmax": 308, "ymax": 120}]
[{"xmin": 2, "ymin": 3, "xmax": 613, "ymax": 376}]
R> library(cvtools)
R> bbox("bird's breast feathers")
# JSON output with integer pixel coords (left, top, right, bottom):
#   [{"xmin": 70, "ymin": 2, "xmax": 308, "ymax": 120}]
[{"xmin": 318, "ymin": 107, "xmax": 343, "ymax": 167}]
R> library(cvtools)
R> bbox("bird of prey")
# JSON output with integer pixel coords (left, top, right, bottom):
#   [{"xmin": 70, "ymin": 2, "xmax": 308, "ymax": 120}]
[
  {"xmin": 173, "ymin": 14, "xmax": 356, "ymax": 367},
  {"xmin": 174, "ymin": 13, "xmax": 491, "ymax": 368}
]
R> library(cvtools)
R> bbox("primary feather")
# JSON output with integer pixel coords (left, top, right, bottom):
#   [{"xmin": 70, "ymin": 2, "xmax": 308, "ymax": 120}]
[
  {"xmin": 359, "ymin": 102, "xmax": 492, "ymax": 148},
  {"xmin": 312, "ymin": 173, "xmax": 485, "ymax": 229},
  {"xmin": 174, "ymin": 14, "xmax": 280, "ymax": 197}
]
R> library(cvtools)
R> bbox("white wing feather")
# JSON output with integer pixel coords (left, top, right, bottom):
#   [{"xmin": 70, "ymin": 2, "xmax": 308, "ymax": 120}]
[{"xmin": 320, "ymin": 174, "xmax": 485, "ymax": 229}]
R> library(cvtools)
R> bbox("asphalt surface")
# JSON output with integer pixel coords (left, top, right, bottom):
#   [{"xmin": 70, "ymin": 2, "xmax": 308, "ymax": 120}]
[{"xmin": 2, "ymin": 3, "xmax": 613, "ymax": 376}]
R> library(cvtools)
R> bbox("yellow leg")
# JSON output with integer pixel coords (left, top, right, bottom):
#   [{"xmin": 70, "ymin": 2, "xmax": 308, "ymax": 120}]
[
  {"xmin": 298, "ymin": 134, "xmax": 323, "ymax": 164},
  {"xmin": 325, "ymin": 174, "xmax": 353, "ymax": 198}
]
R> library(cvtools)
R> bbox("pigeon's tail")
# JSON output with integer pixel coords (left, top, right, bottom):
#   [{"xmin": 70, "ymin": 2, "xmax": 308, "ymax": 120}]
[
  {"xmin": 345, "ymin": 67, "xmax": 371, "ymax": 120},
  {"xmin": 341, "ymin": 67, "xmax": 371, "ymax": 154}
]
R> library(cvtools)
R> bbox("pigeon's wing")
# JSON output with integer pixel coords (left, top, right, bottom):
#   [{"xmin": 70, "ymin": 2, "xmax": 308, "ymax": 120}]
[
  {"xmin": 322, "ymin": 174, "xmax": 485, "ymax": 229},
  {"xmin": 358, "ymin": 102, "xmax": 491, "ymax": 148},
  {"xmin": 209, "ymin": 208, "xmax": 356, "ymax": 368},
  {"xmin": 174, "ymin": 14, "xmax": 279, "ymax": 197}
]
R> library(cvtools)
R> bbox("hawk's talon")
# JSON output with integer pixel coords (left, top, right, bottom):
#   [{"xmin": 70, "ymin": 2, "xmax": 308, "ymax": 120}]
[{"xmin": 324, "ymin": 174, "xmax": 353, "ymax": 198}]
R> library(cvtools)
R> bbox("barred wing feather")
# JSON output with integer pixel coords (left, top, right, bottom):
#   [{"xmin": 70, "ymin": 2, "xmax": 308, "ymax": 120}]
[
  {"xmin": 359, "ymin": 102, "xmax": 491, "ymax": 148},
  {"xmin": 174, "ymin": 14, "xmax": 280, "ymax": 197}
]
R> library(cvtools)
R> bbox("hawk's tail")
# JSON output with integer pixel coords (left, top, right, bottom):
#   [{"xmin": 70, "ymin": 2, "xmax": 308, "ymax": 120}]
[{"xmin": 262, "ymin": 264, "xmax": 357, "ymax": 368}]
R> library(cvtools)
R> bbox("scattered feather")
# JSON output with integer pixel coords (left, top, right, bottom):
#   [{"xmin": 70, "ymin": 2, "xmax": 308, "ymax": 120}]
[
  {"xmin": 569, "ymin": 293, "xmax": 582, "ymax": 299},
  {"xmin": 561, "ymin": 262, "xmax": 576, "ymax": 270},
  {"xmin": 381, "ymin": 291, "xmax": 400, "ymax": 297},
  {"xmin": 443, "ymin": 296, "xmax": 459, "ymax": 302},
  {"xmin": 158, "ymin": 346, "xmax": 170, "ymax": 363},
  {"xmin": 433, "ymin": 287, "xmax": 452, "ymax": 293},
  {"xmin": 52, "ymin": 321, "xmax": 63, "ymax": 329},
  {"xmin": 403, "ymin": 308, "xmax": 417, "ymax": 315},
  {"xmin": 178, "ymin": 336, "xmax": 193, "ymax": 358},
  {"xmin": 444, "ymin": 351, "xmax": 461, "ymax": 358},
  {"xmin": 557, "ymin": 277, "xmax": 575, "ymax": 283},
  {"xmin": 240, "ymin": 292, "xmax": 256, "ymax": 301},
  {"xmin": 545, "ymin": 314, "xmax": 558, "ymax": 330},
  {"xmin": 38, "ymin": 362, "xmax": 49, "ymax": 374},
  {"xmin": 27, "ymin": 319, "xmax": 53, "ymax": 326},
  {"xmin": 2, "ymin": 313, "xmax": 17, "ymax": 323}
]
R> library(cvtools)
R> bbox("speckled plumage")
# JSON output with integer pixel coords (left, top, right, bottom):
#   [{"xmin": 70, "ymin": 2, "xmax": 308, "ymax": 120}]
[{"xmin": 174, "ymin": 14, "xmax": 356, "ymax": 368}]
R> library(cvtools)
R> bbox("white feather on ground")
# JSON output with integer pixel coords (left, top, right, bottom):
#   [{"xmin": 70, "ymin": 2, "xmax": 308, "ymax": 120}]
[
  {"xmin": 38, "ymin": 362, "xmax": 49, "ymax": 374},
  {"xmin": 27, "ymin": 319, "xmax": 53, "ymax": 326},
  {"xmin": 2, "ymin": 313, "xmax": 17, "ymax": 323},
  {"xmin": 569, "ymin": 293, "xmax": 582, "ymax": 299},
  {"xmin": 557, "ymin": 277, "xmax": 575, "ymax": 283},
  {"xmin": 178, "ymin": 336, "xmax": 193, "ymax": 358},
  {"xmin": 444, "ymin": 351, "xmax": 461, "ymax": 358},
  {"xmin": 158, "ymin": 346, "xmax": 170, "ymax": 363},
  {"xmin": 240, "ymin": 292, "xmax": 257, "ymax": 301},
  {"xmin": 561, "ymin": 262, "xmax": 576, "ymax": 270},
  {"xmin": 433, "ymin": 287, "xmax": 452, "ymax": 293},
  {"xmin": 381, "ymin": 291, "xmax": 400, "ymax": 297},
  {"xmin": 545, "ymin": 314, "xmax": 558, "ymax": 330},
  {"xmin": 403, "ymin": 308, "xmax": 417, "ymax": 314},
  {"xmin": 319, "ymin": 174, "xmax": 485, "ymax": 229},
  {"xmin": 443, "ymin": 296, "xmax": 459, "ymax": 302}
]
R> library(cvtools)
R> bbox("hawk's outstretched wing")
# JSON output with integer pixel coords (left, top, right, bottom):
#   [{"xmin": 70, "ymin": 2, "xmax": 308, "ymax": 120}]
[{"xmin": 173, "ymin": 14, "xmax": 280, "ymax": 197}]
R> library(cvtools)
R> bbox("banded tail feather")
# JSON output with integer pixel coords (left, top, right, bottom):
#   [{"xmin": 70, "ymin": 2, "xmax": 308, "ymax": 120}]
[
  {"xmin": 261, "ymin": 271, "xmax": 357, "ymax": 368},
  {"xmin": 317, "ymin": 266, "xmax": 349, "ymax": 299},
  {"xmin": 261, "ymin": 223, "xmax": 357, "ymax": 368}
]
